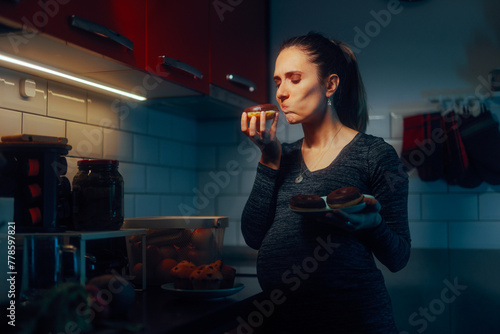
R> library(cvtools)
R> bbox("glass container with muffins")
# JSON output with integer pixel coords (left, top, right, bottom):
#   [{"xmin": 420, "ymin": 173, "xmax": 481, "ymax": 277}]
[{"xmin": 122, "ymin": 216, "xmax": 232, "ymax": 289}]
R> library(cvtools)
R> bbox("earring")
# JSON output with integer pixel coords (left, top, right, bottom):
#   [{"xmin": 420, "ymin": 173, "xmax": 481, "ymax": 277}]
[{"xmin": 327, "ymin": 97, "xmax": 332, "ymax": 106}]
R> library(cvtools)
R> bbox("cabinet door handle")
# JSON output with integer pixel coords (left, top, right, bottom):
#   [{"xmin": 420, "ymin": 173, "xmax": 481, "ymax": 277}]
[
  {"xmin": 226, "ymin": 74, "xmax": 256, "ymax": 92},
  {"xmin": 70, "ymin": 16, "xmax": 134, "ymax": 51},
  {"xmin": 161, "ymin": 56, "xmax": 203, "ymax": 80}
]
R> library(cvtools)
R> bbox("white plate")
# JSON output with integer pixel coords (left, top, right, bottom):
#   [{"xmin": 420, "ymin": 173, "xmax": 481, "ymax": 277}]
[
  {"xmin": 160, "ymin": 283, "xmax": 245, "ymax": 300},
  {"xmin": 290, "ymin": 195, "xmax": 373, "ymax": 215}
]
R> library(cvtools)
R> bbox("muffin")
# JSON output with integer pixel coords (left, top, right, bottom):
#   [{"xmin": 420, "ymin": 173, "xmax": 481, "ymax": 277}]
[
  {"xmin": 220, "ymin": 264, "xmax": 236, "ymax": 289},
  {"xmin": 189, "ymin": 264, "xmax": 223, "ymax": 290},
  {"xmin": 170, "ymin": 260, "xmax": 196, "ymax": 289}
]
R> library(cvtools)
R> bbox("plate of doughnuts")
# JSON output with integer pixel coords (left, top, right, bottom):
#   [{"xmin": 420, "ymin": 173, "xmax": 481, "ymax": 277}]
[{"xmin": 289, "ymin": 187, "xmax": 372, "ymax": 215}]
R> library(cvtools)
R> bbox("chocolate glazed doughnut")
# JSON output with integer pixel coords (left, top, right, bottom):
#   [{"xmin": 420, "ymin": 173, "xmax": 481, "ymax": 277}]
[
  {"xmin": 326, "ymin": 187, "xmax": 364, "ymax": 209},
  {"xmin": 289, "ymin": 194, "xmax": 326, "ymax": 211},
  {"xmin": 244, "ymin": 104, "xmax": 279, "ymax": 120}
]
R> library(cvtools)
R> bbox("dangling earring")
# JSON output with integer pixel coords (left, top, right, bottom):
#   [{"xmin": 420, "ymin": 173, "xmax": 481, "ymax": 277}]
[{"xmin": 327, "ymin": 97, "xmax": 332, "ymax": 106}]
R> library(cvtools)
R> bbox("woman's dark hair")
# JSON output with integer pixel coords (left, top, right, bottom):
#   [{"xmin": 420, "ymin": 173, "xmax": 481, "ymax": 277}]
[{"xmin": 278, "ymin": 32, "xmax": 368, "ymax": 132}]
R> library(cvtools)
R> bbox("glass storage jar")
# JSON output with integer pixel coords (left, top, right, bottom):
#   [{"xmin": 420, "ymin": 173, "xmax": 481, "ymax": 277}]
[{"xmin": 72, "ymin": 159, "xmax": 124, "ymax": 231}]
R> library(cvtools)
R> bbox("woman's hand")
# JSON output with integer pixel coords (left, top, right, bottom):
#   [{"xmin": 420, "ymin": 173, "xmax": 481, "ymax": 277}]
[
  {"xmin": 241, "ymin": 111, "xmax": 281, "ymax": 169},
  {"xmin": 320, "ymin": 196, "xmax": 382, "ymax": 231}
]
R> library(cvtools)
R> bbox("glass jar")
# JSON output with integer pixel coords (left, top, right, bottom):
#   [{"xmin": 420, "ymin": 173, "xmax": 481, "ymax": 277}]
[{"xmin": 72, "ymin": 159, "xmax": 124, "ymax": 231}]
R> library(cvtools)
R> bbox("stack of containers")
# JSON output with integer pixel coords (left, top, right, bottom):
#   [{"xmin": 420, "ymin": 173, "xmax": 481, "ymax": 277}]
[{"xmin": 0, "ymin": 134, "xmax": 72, "ymax": 232}]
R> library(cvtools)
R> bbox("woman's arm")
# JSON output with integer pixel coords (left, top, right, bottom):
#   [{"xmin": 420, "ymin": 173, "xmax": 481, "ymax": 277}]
[
  {"xmin": 241, "ymin": 163, "xmax": 280, "ymax": 250},
  {"xmin": 364, "ymin": 139, "xmax": 411, "ymax": 272}
]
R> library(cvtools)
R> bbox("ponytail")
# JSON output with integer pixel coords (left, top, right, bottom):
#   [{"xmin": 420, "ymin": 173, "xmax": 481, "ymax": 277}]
[{"xmin": 278, "ymin": 32, "xmax": 368, "ymax": 133}]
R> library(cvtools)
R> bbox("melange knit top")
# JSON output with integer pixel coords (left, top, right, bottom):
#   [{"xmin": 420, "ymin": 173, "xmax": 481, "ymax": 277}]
[{"xmin": 241, "ymin": 132, "xmax": 411, "ymax": 334}]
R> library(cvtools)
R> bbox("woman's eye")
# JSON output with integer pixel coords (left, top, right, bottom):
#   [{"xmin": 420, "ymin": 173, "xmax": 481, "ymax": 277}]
[{"xmin": 290, "ymin": 74, "xmax": 301, "ymax": 83}]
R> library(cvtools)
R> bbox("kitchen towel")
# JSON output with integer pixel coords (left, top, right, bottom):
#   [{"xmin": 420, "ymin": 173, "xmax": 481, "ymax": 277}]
[
  {"xmin": 442, "ymin": 110, "xmax": 482, "ymax": 188},
  {"xmin": 401, "ymin": 112, "xmax": 445, "ymax": 181}
]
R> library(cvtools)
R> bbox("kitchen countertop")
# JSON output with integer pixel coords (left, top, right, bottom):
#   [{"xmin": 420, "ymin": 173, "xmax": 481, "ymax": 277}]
[{"xmin": 125, "ymin": 274, "xmax": 262, "ymax": 334}]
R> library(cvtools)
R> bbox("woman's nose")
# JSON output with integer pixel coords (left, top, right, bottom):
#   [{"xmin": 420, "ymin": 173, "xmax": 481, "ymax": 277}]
[{"xmin": 276, "ymin": 84, "xmax": 288, "ymax": 103}]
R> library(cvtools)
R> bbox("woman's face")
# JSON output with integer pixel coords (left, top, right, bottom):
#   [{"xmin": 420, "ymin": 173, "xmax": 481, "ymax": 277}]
[{"xmin": 274, "ymin": 46, "xmax": 329, "ymax": 125}]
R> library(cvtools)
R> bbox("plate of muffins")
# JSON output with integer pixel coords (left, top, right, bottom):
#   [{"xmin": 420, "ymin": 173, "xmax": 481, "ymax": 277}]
[
  {"xmin": 289, "ymin": 187, "xmax": 372, "ymax": 215},
  {"xmin": 161, "ymin": 260, "xmax": 244, "ymax": 300}
]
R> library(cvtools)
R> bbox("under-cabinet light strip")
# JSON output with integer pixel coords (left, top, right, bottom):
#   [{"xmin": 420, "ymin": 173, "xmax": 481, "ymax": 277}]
[{"xmin": 0, "ymin": 52, "xmax": 146, "ymax": 101}]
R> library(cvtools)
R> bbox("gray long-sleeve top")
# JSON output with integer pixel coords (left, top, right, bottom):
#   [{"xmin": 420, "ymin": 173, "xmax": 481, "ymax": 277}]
[{"xmin": 241, "ymin": 132, "xmax": 411, "ymax": 333}]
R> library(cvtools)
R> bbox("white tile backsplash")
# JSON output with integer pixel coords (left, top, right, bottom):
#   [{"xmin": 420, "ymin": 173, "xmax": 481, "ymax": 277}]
[
  {"xmin": 160, "ymin": 139, "xmax": 184, "ymax": 167},
  {"xmin": 449, "ymin": 221, "xmax": 500, "ymax": 249},
  {"xmin": 198, "ymin": 120, "xmax": 239, "ymax": 144},
  {"xmin": 0, "ymin": 67, "xmax": 47, "ymax": 115},
  {"xmin": 407, "ymin": 194, "xmax": 421, "ymax": 220},
  {"xmin": 148, "ymin": 108, "xmax": 172, "ymax": 138},
  {"xmin": 218, "ymin": 143, "xmax": 259, "ymax": 171},
  {"xmin": 66, "ymin": 121, "xmax": 102, "ymax": 158},
  {"xmin": 170, "ymin": 168, "xmax": 196, "ymax": 195},
  {"xmin": 422, "ymin": 194, "xmax": 478, "ymax": 221},
  {"xmin": 103, "ymin": 128, "xmax": 133, "ymax": 161},
  {"xmin": 181, "ymin": 143, "xmax": 198, "ymax": 169},
  {"xmin": 146, "ymin": 166, "xmax": 170, "ymax": 193},
  {"xmin": 121, "ymin": 103, "xmax": 149, "ymax": 134},
  {"xmin": 124, "ymin": 194, "xmax": 135, "ymax": 218},
  {"xmin": 23, "ymin": 112, "xmax": 65, "ymax": 137},
  {"xmin": 409, "ymin": 221, "xmax": 448, "ymax": 249},
  {"xmin": 0, "ymin": 108, "xmax": 22, "ymax": 136},
  {"xmin": 198, "ymin": 169, "xmax": 239, "ymax": 195},
  {"xmin": 479, "ymin": 193, "xmax": 500, "ymax": 220},
  {"xmin": 160, "ymin": 195, "xmax": 186, "ymax": 216},
  {"xmin": 135, "ymin": 194, "xmax": 161, "ymax": 217},
  {"xmin": 47, "ymin": 81, "xmax": 86, "ymax": 122},
  {"xmin": 134, "ymin": 134, "xmax": 159, "ymax": 164},
  {"xmin": 171, "ymin": 114, "xmax": 197, "ymax": 143},
  {"xmin": 367, "ymin": 114, "xmax": 390, "ymax": 138},
  {"xmin": 119, "ymin": 162, "xmax": 146, "ymax": 193},
  {"xmin": 87, "ymin": 92, "xmax": 120, "ymax": 129},
  {"xmin": 197, "ymin": 145, "xmax": 217, "ymax": 170}
]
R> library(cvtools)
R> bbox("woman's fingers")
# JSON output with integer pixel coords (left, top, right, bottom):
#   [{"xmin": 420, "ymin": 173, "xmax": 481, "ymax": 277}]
[
  {"xmin": 269, "ymin": 112, "xmax": 279, "ymax": 139},
  {"xmin": 260, "ymin": 111, "xmax": 266, "ymax": 133},
  {"xmin": 241, "ymin": 112, "xmax": 249, "ymax": 133},
  {"xmin": 242, "ymin": 110, "xmax": 280, "ymax": 148},
  {"xmin": 249, "ymin": 115, "xmax": 258, "ymax": 137}
]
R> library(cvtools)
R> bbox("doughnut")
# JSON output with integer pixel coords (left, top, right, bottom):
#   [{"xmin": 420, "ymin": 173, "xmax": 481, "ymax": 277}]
[
  {"xmin": 326, "ymin": 187, "xmax": 364, "ymax": 209},
  {"xmin": 289, "ymin": 194, "xmax": 326, "ymax": 211},
  {"xmin": 244, "ymin": 104, "xmax": 279, "ymax": 120}
]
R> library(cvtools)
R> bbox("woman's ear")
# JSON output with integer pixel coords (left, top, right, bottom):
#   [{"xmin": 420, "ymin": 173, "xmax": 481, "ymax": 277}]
[{"xmin": 325, "ymin": 74, "xmax": 339, "ymax": 98}]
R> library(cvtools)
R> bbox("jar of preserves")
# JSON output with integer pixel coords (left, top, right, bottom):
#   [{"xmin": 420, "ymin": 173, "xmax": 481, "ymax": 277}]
[{"xmin": 72, "ymin": 159, "xmax": 124, "ymax": 231}]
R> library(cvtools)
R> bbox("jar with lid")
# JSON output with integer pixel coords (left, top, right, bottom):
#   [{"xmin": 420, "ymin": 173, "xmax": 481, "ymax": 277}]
[{"xmin": 72, "ymin": 159, "xmax": 124, "ymax": 231}]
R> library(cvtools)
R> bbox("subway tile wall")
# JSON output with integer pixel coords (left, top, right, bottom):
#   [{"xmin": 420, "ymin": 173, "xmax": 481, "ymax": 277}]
[
  {"xmin": 1, "ymin": 66, "xmax": 500, "ymax": 251},
  {"xmin": 0, "ymin": 66, "xmax": 198, "ymax": 224}
]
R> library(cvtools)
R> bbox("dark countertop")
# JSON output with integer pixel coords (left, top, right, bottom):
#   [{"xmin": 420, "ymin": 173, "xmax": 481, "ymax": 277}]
[{"xmin": 125, "ymin": 274, "xmax": 262, "ymax": 334}]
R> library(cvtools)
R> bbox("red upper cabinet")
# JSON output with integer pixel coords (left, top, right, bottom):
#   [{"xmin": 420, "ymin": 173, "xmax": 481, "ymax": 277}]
[
  {"xmin": 0, "ymin": 0, "xmax": 43, "ymax": 30},
  {"xmin": 209, "ymin": 0, "xmax": 269, "ymax": 103},
  {"xmin": 42, "ymin": 0, "xmax": 146, "ymax": 69},
  {"xmin": 146, "ymin": 0, "xmax": 210, "ymax": 95}
]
